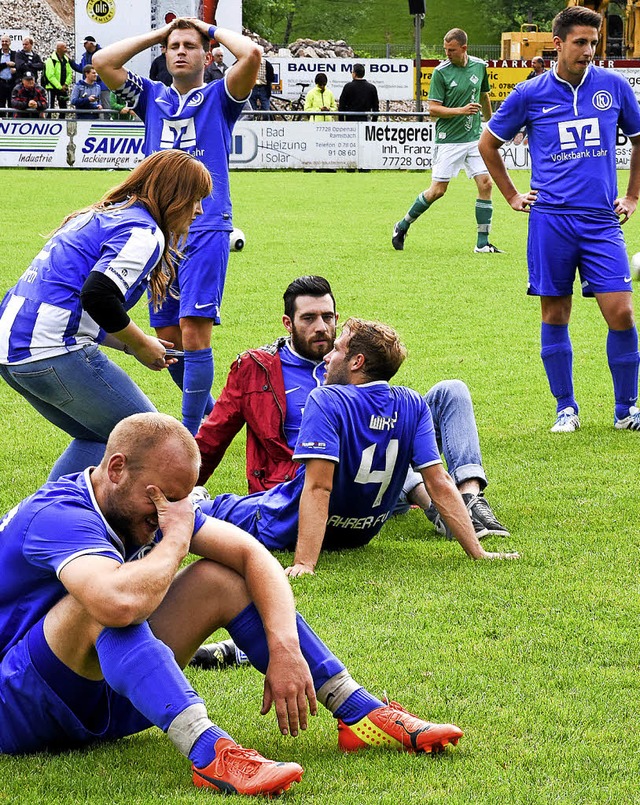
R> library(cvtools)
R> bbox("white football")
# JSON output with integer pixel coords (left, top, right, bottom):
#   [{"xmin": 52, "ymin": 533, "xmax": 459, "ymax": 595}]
[{"xmin": 230, "ymin": 228, "xmax": 246, "ymax": 252}]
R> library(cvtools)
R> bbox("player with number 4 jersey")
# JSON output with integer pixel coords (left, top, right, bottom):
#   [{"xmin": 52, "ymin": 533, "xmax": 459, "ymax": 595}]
[{"xmin": 202, "ymin": 318, "xmax": 518, "ymax": 575}]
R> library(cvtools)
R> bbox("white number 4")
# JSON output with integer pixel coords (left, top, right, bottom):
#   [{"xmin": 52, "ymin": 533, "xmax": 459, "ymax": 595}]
[{"xmin": 354, "ymin": 440, "xmax": 399, "ymax": 507}]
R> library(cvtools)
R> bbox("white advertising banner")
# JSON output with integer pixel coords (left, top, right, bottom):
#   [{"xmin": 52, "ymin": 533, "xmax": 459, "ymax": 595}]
[
  {"xmin": 0, "ymin": 119, "xmax": 634, "ymax": 170},
  {"xmin": 270, "ymin": 59, "xmax": 414, "ymax": 102},
  {"xmin": 75, "ymin": 0, "xmax": 153, "ymax": 76},
  {"xmin": 0, "ymin": 118, "xmax": 145, "ymax": 168}
]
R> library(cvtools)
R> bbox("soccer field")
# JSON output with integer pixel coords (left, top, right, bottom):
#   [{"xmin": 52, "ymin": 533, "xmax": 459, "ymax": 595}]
[{"xmin": 1, "ymin": 168, "xmax": 640, "ymax": 803}]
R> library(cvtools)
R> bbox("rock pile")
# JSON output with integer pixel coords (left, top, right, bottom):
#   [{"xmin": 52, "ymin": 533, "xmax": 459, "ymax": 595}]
[{"xmin": 2, "ymin": 0, "xmax": 74, "ymax": 59}]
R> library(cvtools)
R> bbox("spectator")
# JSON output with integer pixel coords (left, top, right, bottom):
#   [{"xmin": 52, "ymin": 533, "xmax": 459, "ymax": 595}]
[
  {"xmin": 109, "ymin": 89, "xmax": 137, "ymax": 119},
  {"xmin": 149, "ymin": 45, "xmax": 172, "ymax": 86},
  {"xmin": 10, "ymin": 71, "xmax": 47, "ymax": 118},
  {"xmin": 0, "ymin": 34, "xmax": 17, "ymax": 108},
  {"xmin": 204, "ymin": 46, "xmax": 227, "ymax": 83},
  {"xmin": 249, "ymin": 49, "xmax": 274, "ymax": 113},
  {"xmin": 43, "ymin": 41, "xmax": 73, "ymax": 110},
  {"xmin": 338, "ymin": 62, "xmax": 379, "ymax": 121},
  {"xmin": 71, "ymin": 65, "xmax": 103, "ymax": 118},
  {"xmin": 526, "ymin": 56, "xmax": 546, "ymax": 80},
  {"xmin": 304, "ymin": 73, "xmax": 337, "ymax": 121},
  {"xmin": 72, "ymin": 35, "xmax": 111, "ymax": 110},
  {"xmin": 15, "ymin": 37, "xmax": 44, "ymax": 84}
]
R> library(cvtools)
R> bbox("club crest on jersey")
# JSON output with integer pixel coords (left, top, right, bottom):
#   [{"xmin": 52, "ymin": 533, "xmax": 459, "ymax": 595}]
[
  {"xmin": 160, "ymin": 117, "xmax": 197, "ymax": 150},
  {"xmin": 187, "ymin": 91, "xmax": 205, "ymax": 107},
  {"xmin": 592, "ymin": 90, "xmax": 613, "ymax": 111},
  {"xmin": 469, "ymin": 75, "xmax": 479, "ymax": 84},
  {"xmin": 558, "ymin": 117, "xmax": 600, "ymax": 150}
]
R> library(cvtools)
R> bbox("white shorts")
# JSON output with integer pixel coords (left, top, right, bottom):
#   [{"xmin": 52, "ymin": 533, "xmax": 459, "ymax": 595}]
[{"xmin": 432, "ymin": 140, "xmax": 488, "ymax": 182}]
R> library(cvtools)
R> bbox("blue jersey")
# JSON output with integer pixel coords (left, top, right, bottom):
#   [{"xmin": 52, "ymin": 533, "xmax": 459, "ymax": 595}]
[
  {"xmin": 0, "ymin": 469, "xmax": 207, "ymax": 660},
  {"xmin": 118, "ymin": 72, "xmax": 246, "ymax": 231},
  {"xmin": 0, "ymin": 204, "xmax": 164, "ymax": 365},
  {"xmin": 487, "ymin": 65, "xmax": 640, "ymax": 213},
  {"xmin": 205, "ymin": 382, "xmax": 441, "ymax": 550},
  {"xmin": 280, "ymin": 341, "xmax": 325, "ymax": 450}
]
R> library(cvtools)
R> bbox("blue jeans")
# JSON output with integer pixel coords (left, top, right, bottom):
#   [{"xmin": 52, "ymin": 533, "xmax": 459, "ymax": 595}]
[
  {"xmin": 401, "ymin": 379, "xmax": 487, "ymax": 501},
  {"xmin": 249, "ymin": 85, "xmax": 271, "ymax": 111},
  {"xmin": 0, "ymin": 344, "xmax": 156, "ymax": 480}
]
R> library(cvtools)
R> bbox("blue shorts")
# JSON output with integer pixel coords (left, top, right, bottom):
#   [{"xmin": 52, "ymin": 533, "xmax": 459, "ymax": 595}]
[
  {"xmin": 527, "ymin": 208, "xmax": 632, "ymax": 297},
  {"xmin": 201, "ymin": 473, "xmax": 305, "ymax": 552},
  {"xmin": 150, "ymin": 228, "xmax": 231, "ymax": 328},
  {"xmin": 0, "ymin": 619, "xmax": 150, "ymax": 755}
]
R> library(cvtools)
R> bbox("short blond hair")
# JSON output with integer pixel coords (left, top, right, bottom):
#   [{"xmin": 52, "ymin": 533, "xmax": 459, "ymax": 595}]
[{"xmin": 103, "ymin": 413, "xmax": 200, "ymax": 474}]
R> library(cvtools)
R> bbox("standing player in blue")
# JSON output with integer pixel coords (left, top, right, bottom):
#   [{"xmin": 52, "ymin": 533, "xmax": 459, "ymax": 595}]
[
  {"xmin": 479, "ymin": 6, "xmax": 640, "ymax": 432},
  {"xmin": 201, "ymin": 318, "xmax": 518, "ymax": 576},
  {"xmin": 94, "ymin": 19, "xmax": 261, "ymax": 434},
  {"xmin": 0, "ymin": 412, "xmax": 463, "ymax": 796},
  {"xmin": 0, "ymin": 149, "xmax": 211, "ymax": 481}
]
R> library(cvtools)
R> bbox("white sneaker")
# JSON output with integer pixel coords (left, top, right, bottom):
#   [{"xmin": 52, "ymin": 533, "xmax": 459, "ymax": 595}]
[
  {"xmin": 614, "ymin": 405, "xmax": 640, "ymax": 430},
  {"xmin": 189, "ymin": 486, "xmax": 211, "ymax": 503},
  {"xmin": 550, "ymin": 407, "xmax": 580, "ymax": 433},
  {"xmin": 473, "ymin": 243, "xmax": 504, "ymax": 253}
]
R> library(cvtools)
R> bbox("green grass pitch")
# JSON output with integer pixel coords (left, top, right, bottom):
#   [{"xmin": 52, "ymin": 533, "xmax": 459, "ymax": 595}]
[{"xmin": 1, "ymin": 167, "xmax": 640, "ymax": 803}]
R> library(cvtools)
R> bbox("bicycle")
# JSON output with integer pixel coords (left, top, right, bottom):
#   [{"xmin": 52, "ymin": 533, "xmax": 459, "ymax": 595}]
[{"xmin": 269, "ymin": 82, "xmax": 309, "ymax": 120}]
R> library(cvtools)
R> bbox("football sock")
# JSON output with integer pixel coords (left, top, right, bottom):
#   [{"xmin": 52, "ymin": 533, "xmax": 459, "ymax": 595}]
[
  {"xmin": 397, "ymin": 193, "xmax": 431, "ymax": 232},
  {"xmin": 606, "ymin": 326, "xmax": 639, "ymax": 419},
  {"xmin": 475, "ymin": 199, "xmax": 493, "ymax": 248},
  {"xmin": 95, "ymin": 622, "xmax": 229, "ymax": 759},
  {"xmin": 227, "ymin": 603, "xmax": 349, "ymax": 688},
  {"xmin": 182, "ymin": 348, "xmax": 214, "ymax": 435},
  {"xmin": 333, "ymin": 687, "xmax": 385, "ymax": 725},
  {"xmin": 47, "ymin": 438, "xmax": 107, "ymax": 481},
  {"xmin": 226, "ymin": 604, "xmax": 383, "ymax": 722},
  {"xmin": 540, "ymin": 323, "xmax": 577, "ymax": 413},
  {"xmin": 169, "ymin": 355, "xmax": 214, "ymax": 420}
]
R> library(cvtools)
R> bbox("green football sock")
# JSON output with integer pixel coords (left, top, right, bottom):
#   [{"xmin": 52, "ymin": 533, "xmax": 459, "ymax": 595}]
[
  {"xmin": 475, "ymin": 198, "xmax": 493, "ymax": 247},
  {"xmin": 397, "ymin": 193, "xmax": 431, "ymax": 233}
]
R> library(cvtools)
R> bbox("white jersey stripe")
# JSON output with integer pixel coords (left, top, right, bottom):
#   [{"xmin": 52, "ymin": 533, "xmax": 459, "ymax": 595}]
[{"xmin": 0, "ymin": 294, "xmax": 25, "ymax": 362}]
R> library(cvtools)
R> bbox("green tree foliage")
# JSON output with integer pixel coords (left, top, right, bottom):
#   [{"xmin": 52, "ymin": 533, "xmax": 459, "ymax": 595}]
[
  {"xmin": 480, "ymin": 0, "xmax": 566, "ymax": 40},
  {"xmin": 244, "ymin": 0, "xmax": 366, "ymax": 45}
]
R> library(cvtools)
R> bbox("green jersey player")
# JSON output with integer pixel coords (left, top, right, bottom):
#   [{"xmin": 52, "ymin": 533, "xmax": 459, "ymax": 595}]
[{"xmin": 392, "ymin": 28, "xmax": 503, "ymax": 254}]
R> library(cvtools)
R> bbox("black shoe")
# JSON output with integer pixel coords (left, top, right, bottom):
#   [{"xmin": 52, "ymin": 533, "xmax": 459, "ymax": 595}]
[
  {"xmin": 392, "ymin": 223, "xmax": 407, "ymax": 250},
  {"xmin": 189, "ymin": 639, "xmax": 247, "ymax": 670},
  {"xmin": 424, "ymin": 503, "xmax": 454, "ymax": 539},
  {"xmin": 462, "ymin": 493, "xmax": 510, "ymax": 538}
]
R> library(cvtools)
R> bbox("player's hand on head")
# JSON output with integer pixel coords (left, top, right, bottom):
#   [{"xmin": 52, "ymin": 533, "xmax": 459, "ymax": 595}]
[
  {"xmin": 284, "ymin": 563, "xmax": 315, "ymax": 578},
  {"xmin": 261, "ymin": 649, "xmax": 317, "ymax": 737},
  {"xmin": 146, "ymin": 485, "xmax": 194, "ymax": 554}
]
